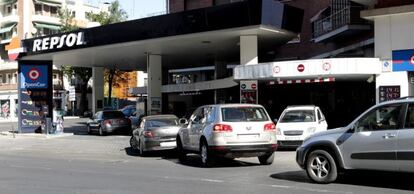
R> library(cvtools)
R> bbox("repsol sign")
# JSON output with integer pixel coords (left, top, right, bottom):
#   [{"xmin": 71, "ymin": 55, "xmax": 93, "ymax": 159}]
[{"xmin": 32, "ymin": 32, "xmax": 85, "ymax": 52}]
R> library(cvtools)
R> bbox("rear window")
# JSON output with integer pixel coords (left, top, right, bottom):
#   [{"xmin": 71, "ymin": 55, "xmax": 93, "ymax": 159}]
[
  {"xmin": 280, "ymin": 110, "xmax": 315, "ymax": 123},
  {"xmin": 103, "ymin": 111, "xmax": 125, "ymax": 118},
  {"xmin": 146, "ymin": 118, "xmax": 178, "ymax": 127},
  {"xmin": 221, "ymin": 107, "xmax": 269, "ymax": 122}
]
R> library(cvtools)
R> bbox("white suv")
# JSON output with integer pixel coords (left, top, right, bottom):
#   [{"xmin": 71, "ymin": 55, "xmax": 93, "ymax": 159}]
[
  {"xmin": 176, "ymin": 104, "xmax": 277, "ymax": 167},
  {"xmin": 276, "ymin": 105, "xmax": 327, "ymax": 148}
]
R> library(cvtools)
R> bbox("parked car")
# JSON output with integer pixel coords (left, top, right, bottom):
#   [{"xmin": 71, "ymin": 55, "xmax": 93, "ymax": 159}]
[
  {"xmin": 130, "ymin": 115, "xmax": 180, "ymax": 156},
  {"xmin": 87, "ymin": 110, "xmax": 131, "ymax": 135},
  {"xmin": 296, "ymin": 97, "xmax": 414, "ymax": 184},
  {"xmin": 176, "ymin": 104, "xmax": 277, "ymax": 167},
  {"xmin": 276, "ymin": 105, "xmax": 327, "ymax": 148}
]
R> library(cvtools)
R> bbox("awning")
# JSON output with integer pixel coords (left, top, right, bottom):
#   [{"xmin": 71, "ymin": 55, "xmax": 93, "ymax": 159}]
[
  {"xmin": 34, "ymin": 0, "xmax": 61, "ymax": 6},
  {"xmin": 33, "ymin": 22, "xmax": 61, "ymax": 31},
  {"xmin": 234, "ymin": 58, "xmax": 383, "ymax": 81},
  {"xmin": 0, "ymin": 23, "xmax": 16, "ymax": 34},
  {"xmin": 162, "ymin": 77, "xmax": 238, "ymax": 93},
  {"xmin": 0, "ymin": 0, "xmax": 17, "ymax": 5}
]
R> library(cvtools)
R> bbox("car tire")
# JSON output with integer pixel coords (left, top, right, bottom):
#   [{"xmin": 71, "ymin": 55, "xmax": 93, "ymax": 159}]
[
  {"xmin": 258, "ymin": 152, "xmax": 275, "ymax": 165},
  {"xmin": 139, "ymin": 140, "xmax": 146, "ymax": 157},
  {"xmin": 306, "ymin": 150, "xmax": 338, "ymax": 184},
  {"xmin": 176, "ymin": 137, "xmax": 187, "ymax": 162},
  {"xmin": 130, "ymin": 136, "xmax": 138, "ymax": 150},
  {"xmin": 87, "ymin": 125, "xmax": 92, "ymax": 135},
  {"xmin": 98, "ymin": 126, "xmax": 105, "ymax": 136},
  {"xmin": 200, "ymin": 140, "xmax": 214, "ymax": 167}
]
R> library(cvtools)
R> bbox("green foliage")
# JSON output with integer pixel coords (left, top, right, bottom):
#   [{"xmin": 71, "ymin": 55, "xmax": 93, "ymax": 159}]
[
  {"xmin": 58, "ymin": 7, "xmax": 78, "ymax": 32},
  {"xmin": 86, "ymin": 1, "xmax": 127, "ymax": 25}
]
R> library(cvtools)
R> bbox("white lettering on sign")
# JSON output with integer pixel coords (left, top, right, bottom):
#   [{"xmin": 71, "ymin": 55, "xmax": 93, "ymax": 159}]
[{"xmin": 32, "ymin": 32, "xmax": 85, "ymax": 52}]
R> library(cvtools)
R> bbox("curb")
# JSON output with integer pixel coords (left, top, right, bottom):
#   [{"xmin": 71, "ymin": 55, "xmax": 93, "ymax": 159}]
[{"xmin": 0, "ymin": 131, "xmax": 74, "ymax": 139}]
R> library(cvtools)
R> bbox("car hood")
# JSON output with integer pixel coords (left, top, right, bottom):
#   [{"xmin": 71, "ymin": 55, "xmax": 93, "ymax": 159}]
[{"xmin": 308, "ymin": 127, "xmax": 348, "ymax": 138}]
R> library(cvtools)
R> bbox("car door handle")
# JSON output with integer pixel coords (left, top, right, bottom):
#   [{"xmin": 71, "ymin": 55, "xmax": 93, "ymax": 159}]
[{"xmin": 382, "ymin": 133, "xmax": 396, "ymax": 139}]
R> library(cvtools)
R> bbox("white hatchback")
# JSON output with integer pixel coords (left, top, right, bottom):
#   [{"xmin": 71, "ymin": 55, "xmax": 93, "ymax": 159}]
[{"xmin": 276, "ymin": 105, "xmax": 327, "ymax": 148}]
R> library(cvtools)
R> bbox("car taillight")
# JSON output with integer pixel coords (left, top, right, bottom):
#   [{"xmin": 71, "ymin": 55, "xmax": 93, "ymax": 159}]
[
  {"xmin": 104, "ymin": 120, "xmax": 112, "ymax": 125},
  {"xmin": 213, "ymin": 124, "xmax": 233, "ymax": 132},
  {"xmin": 264, "ymin": 123, "xmax": 276, "ymax": 131},
  {"xmin": 143, "ymin": 131, "xmax": 154, "ymax": 138}
]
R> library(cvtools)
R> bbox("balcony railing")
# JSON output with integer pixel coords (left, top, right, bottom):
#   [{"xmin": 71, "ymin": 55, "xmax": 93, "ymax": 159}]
[{"xmin": 312, "ymin": 6, "xmax": 368, "ymax": 39}]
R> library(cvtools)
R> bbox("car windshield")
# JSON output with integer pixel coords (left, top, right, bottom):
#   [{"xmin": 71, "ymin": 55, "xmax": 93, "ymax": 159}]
[
  {"xmin": 280, "ymin": 110, "xmax": 315, "ymax": 123},
  {"xmin": 147, "ymin": 118, "xmax": 178, "ymax": 127},
  {"xmin": 103, "ymin": 111, "xmax": 125, "ymax": 119},
  {"xmin": 221, "ymin": 107, "xmax": 269, "ymax": 122}
]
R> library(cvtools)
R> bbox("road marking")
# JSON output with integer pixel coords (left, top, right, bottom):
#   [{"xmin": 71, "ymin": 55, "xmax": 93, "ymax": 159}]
[{"xmin": 200, "ymin": 179, "xmax": 224, "ymax": 183}]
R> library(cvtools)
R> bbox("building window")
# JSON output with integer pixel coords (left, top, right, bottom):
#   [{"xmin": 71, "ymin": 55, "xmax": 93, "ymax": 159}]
[
  {"xmin": 6, "ymin": 74, "xmax": 11, "ymax": 84},
  {"xmin": 35, "ymin": 3, "xmax": 42, "ymax": 15},
  {"xmin": 50, "ymin": 6, "xmax": 58, "ymax": 17},
  {"xmin": 0, "ymin": 75, "xmax": 3, "ymax": 84},
  {"xmin": 53, "ymin": 74, "xmax": 58, "ymax": 79}
]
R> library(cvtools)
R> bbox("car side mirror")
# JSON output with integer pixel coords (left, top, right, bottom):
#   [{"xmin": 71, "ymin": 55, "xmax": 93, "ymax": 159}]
[
  {"xmin": 179, "ymin": 118, "xmax": 188, "ymax": 125},
  {"xmin": 348, "ymin": 123, "xmax": 357, "ymax": 133},
  {"xmin": 273, "ymin": 118, "xmax": 278, "ymax": 123}
]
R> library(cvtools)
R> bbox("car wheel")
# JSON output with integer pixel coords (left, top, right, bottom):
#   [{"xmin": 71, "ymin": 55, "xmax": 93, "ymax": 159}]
[
  {"xmin": 176, "ymin": 137, "xmax": 187, "ymax": 162},
  {"xmin": 306, "ymin": 150, "xmax": 338, "ymax": 184},
  {"xmin": 200, "ymin": 140, "xmax": 214, "ymax": 167},
  {"xmin": 130, "ymin": 136, "xmax": 138, "ymax": 150},
  {"xmin": 258, "ymin": 152, "xmax": 275, "ymax": 165},
  {"xmin": 98, "ymin": 126, "xmax": 105, "ymax": 136},
  {"xmin": 139, "ymin": 140, "xmax": 146, "ymax": 157},
  {"xmin": 87, "ymin": 125, "xmax": 92, "ymax": 135}
]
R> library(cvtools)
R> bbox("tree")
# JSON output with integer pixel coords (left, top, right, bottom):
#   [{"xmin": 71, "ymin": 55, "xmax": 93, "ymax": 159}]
[
  {"xmin": 87, "ymin": 1, "xmax": 128, "ymax": 106},
  {"xmin": 58, "ymin": 7, "xmax": 92, "ymax": 116}
]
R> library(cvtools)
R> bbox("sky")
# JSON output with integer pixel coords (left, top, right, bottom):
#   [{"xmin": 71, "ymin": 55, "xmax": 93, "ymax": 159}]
[{"xmin": 85, "ymin": 0, "xmax": 167, "ymax": 20}]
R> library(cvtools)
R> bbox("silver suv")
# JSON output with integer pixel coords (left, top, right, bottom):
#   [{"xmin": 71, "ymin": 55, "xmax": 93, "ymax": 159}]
[
  {"xmin": 296, "ymin": 98, "xmax": 414, "ymax": 183},
  {"xmin": 176, "ymin": 104, "xmax": 277, "ymax": 167}
]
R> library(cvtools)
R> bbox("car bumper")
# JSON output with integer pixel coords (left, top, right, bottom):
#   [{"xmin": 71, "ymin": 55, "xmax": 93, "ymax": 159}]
[
  {"xmin": 209, "ymin": 144, "xmax": 277, "ymax": 158},
  {"xmin": 296, "ymin": 146, "xmax": 306, "ymax": 169},
  {"xmin": 278, "ymin": 140, "xmax": 303, "ymax": 148},
  {"xmin": 104, "ymin": 126, "xmax": 131, "ymax": 133},
  {"xmin": 142, "ymin": 139, "xmax": 177, "ymax": 151}
]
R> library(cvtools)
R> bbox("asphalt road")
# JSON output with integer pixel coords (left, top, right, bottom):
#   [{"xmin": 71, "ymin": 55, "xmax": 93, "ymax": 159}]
[{"xmin": 0, "ymin": 119, "xmax": 413, "ymax": 194}]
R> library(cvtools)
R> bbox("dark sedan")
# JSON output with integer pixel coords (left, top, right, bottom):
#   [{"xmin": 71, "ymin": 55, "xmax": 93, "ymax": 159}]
[{"xmin": 87, "ymin": 110, "xmax": 131, "ymax": 135}]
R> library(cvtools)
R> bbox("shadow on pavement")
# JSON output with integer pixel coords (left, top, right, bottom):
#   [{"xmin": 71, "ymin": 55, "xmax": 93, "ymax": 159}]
[
  {"xmin": 270, "ymin": 170, "xmax": 414, "ymax": 191},
  {"xmin": 124, "ymin": 147, "xmax": 177, "ymax": 159},
  {"xmin": 169, "ymin": 154, "xmax": 261, "ymax": 169}
]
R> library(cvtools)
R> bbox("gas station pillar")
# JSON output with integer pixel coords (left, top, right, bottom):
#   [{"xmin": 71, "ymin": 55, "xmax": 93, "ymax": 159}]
[
  {"xmin": 147, "ymin": 54, "xmax": 162, "ymax": 115},
  {"xmin": 92, "ymin": 67, "xmax": 104, "ymax": 114}
]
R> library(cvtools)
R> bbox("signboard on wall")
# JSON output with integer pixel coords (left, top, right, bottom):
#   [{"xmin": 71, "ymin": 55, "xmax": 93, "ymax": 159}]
[
  {"xmin": 379, "ymin": 86, "xmax": 400, "ymax": 103},
  {"xmin": 240, "ymin": 80, "xmax": 258, "ymax": 104},
  {"xmin": 392, "ymin": 49, "xmax": 414, "ymax": 71},
  {"xmin": 18, "ymin": 62, "xmax": 53, "ymax": 133}
]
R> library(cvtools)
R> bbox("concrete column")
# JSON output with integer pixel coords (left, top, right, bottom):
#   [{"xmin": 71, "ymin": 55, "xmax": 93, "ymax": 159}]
[
  {"xmin": 240, "ymin": 35, "xmax": 258, "ymax": 65},
  {"xmin": 214, "ymin": 61, "xmax": 227, "ymax": 104},
  {"xmin": 92, "ymin": 67, "xmax": 104, "ymax": 114},
  {"xmin": 147, "ymin": 54, "xmax": 162, "ymax": 115}
]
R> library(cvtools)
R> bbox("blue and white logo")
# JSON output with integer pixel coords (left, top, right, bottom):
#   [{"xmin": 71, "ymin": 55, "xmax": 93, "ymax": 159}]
[{"xmin": 20, "ymin": 65, "xmax": 48, "ymax": 89}]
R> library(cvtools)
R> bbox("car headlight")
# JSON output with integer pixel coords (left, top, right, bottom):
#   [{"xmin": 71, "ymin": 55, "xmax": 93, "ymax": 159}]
[
  {"xmin": 276, "ymin": 128, "xmax": 282, "ymax": 135},
  {"xmin": 307, "ymin": 127, "xmax": 316, "ymax": 134}
]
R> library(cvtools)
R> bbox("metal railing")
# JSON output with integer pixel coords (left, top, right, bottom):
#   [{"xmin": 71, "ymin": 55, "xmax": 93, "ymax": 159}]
[{"xmin": 312, "ymin": 6, "xmax": 367, "ymax": 38}]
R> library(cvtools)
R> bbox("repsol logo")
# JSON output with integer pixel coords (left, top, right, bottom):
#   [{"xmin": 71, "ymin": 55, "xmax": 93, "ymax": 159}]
[{"xmin": 32, "ymin": 32, "xmax": 85, "ymax": 52}]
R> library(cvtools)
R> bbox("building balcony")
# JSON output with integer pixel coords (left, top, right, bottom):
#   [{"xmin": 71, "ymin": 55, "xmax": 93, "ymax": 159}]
[
  {"xmin": 0, "ymin": 83, "xmax": 16, "ymax": 91},
  {"xmin": 0, "ymin": 12, "xmax": 18, "ymax": 25},
  {"xmin": 312, "ymin": 6, "xmax": 371, "ymax": 43},
  {"xmin": 32, "ymin": 15, "xmax": 60, "ymax": 25}
]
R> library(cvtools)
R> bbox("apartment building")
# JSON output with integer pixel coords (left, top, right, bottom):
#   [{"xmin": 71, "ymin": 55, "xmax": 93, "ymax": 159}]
[{"xmin": 0, "ymin": 0, "xmax": 100, "ymax": 121}]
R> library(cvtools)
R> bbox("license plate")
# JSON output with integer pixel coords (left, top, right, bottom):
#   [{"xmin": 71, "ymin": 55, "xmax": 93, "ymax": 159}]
[
  {"xmin": 160, "ymin": 142, "xmax": 176, "ymax": 147},
  {"xmin": 285, "ymin": 136, "xmax": 301, "ymax": 140},
  {"xmin": 237, "ymin": 134, "xmax": 259, "ymax": 140}
]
